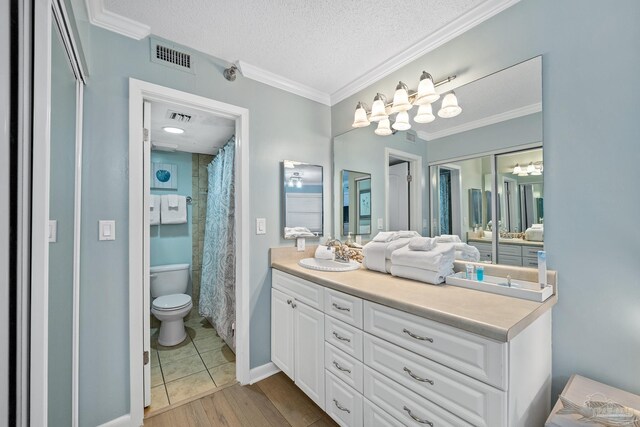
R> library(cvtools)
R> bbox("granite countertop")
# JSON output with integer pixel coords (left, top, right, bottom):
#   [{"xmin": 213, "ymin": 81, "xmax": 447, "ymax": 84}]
[
  {"xmin": 270, "ymin": 246, "xmax": 557, "ymax": 342},
  {"xmin": 468, "ymin": 237, "xmax": 544, "ymax": 247}
]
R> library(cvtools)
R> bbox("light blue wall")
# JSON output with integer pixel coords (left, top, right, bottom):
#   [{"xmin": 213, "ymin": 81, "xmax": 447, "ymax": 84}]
[
  {"xmin": 150, "ymin": 151, "xmax": 193, "ymax": 268},
  {"xmin": 48, "ymin": 24, "xmax": 77, "ymax": 427},
  {"xmin": 78, "ymin": 28, "xmax": 331, "ymax": 426},
  {"xmin": 332, "ymin": 0, "xmax": 640, "ymax": 399}
]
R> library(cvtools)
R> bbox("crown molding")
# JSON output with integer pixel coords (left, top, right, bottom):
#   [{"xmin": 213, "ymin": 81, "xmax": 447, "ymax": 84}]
[
  {"xmin": 85, "ymin": 0, "xmax": 150, "ymax": 40},
  {"xmin": 237, "ymin": 61, "xmax": 331, "ymax": 106},
  {"xmin": 417, "ymin": 102, "xmax": 541, "ymax": 142},
  {"xmin": 329, "ymin": 0, "xmax": 521, "ymax": 105}
]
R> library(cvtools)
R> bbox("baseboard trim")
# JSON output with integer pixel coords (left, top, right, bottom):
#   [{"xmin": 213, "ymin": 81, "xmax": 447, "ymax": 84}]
[
  {"xmin": 97, "ymin": 414, "xmax": 131, "ymax": 427},
  {"xmin": 249, "ymin": 362, "xmax": 281, "ymax": 384}
]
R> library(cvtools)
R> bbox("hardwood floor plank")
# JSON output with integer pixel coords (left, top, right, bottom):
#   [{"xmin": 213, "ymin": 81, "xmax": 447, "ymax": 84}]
[
  {"xmin": 200, "ymin": 391, "xmax": 243, "ymax": 427},
  {"xmin": 222, "ymin": 384, "xmax": 276, "ymax": 427},
  {"xmin": 237, "ymin": 383, "xmax": 292, "ymax": 426},
  {"xmin": 309, "ymin": 413, "xmax": 339, "ymax": 427},
  {"xmin": 257, "ymin": 372, "xmax": 324, "ymax": 427},
  {"xmin": 170, "ymin": 401, "xmax": 212, "ymax": 427}
]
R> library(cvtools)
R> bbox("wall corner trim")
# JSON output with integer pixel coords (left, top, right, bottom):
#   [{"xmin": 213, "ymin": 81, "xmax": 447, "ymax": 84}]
[
  {"xmin": 85, "ymin": 0, "xmax": 150, "ymax": 40},
  {"xmin": 329, "ymin": 0, "xmax": 521, "ymax": 105},
  {"xmin": 249, "ymin": 362, "xmax": 281, "ymax": 385},
  {"xmin": 97, "ymin": 414, "xmax": 131, "ymax": 427},
  {"xmin": 237, "ymin": 61, "xmax": 332, "ymax": 106}
]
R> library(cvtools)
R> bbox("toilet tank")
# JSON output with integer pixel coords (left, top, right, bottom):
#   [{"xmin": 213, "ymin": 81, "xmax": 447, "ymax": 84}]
[{"xmin": 150, "ymin": 263, "xmax": 190, "ymax": 298}]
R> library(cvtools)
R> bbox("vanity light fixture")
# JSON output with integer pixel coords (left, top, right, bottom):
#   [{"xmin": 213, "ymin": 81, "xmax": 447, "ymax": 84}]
[
  {"xmin": 512, "ymin": 161, "xmax": 543, "ymax": 176},
  {"xmin": 288, "ymin": 172, "xmax": 303, "ymax": 188},
  {"xmin": 526, "ymin": 162, "xmax": 535, "ymax": 174},
  {"xmin": 351, "ymin": 71, "xmax": 458, "ymax": 135},
  {"xmin": 513, "ymin": 164, "xmax": 522, "ymax": 174},
  {"xmin": 162, "ymin": 126, "xmax": 185, "ymax": 134}
]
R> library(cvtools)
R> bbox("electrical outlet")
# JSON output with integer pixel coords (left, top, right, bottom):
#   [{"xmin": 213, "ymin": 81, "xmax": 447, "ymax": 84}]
[{"xmin": 377, "ymin": 218, "xmax": 384, "ymax": 230}]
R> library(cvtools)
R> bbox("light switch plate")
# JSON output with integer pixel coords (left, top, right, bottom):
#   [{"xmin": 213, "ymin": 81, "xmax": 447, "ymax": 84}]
[
  {"xmin": 256, "ymin": 218, "xmax": 266, "ymax": 235},
  {"xmin": 377, "ymin": 218, "xmax": 384, "ymax": 230},
  {"xmin": 99, "ymin": 220, "xmax": 116, "ymax": 241},
  {"xmin": 48, "ymin": 220, "xmax": 57, "ymax": 243}
]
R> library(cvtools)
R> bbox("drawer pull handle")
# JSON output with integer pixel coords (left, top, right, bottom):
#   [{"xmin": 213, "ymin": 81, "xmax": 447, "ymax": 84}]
[
  {"xmin": 291, "ymin": 302, "xmax": 297, "ymax": 308},
  {"xmin": 286, "ymin": 299, "xmax": 292, "ymax": 305},
  {"xmin": 333, "ymin": 399, "xmax": 351, "ymax": 413},
  {"xmin": 333, "ymin": 361, "xmax": 351, "ymax": 373},
  {"xmin": 402, "ymin": 328, "xmax": 434, "ymax": 343},
  {"xmin": 403, "ymin": 406, "xmax": 433, "ymax": 426},
  {"xmin": 403, "ymin": 367, "xmax": 434, "ymax": 385},
  {"xmin": 333, "ymin": 331, "xmax": 351, "ymax": 342},
  {"xmin": 332, "ymin": 302, "xmax": 351, "ymax": 312}
]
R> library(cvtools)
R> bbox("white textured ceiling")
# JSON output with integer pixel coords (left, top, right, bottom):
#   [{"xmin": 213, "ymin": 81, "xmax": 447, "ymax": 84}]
[
  {"xmin": 103, "ymin": 0, "xmax": 488, "ymax": 95},
  {"xmin": 150, "ymin": 100, "xmax": 235, "ymax": 155}
]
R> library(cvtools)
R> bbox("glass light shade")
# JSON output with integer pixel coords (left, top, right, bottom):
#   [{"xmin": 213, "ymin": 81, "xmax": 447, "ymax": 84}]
[
  {"xmin": 295, "ymin": 180, "xmax": 302, "ymax": 188},
  {"xmin": 374, "ymin": 118, "xmax": 392, "ymax": 136},
  {"xmin": 513, "ymin": 164, "xmax": 522, "ymax": 174},
  {"xmin": 414, "ymin": 73, "xmax": 439, "ymax": 105},
  {"xmin": 390, "ymin": 82, "xmax": 412, "ymax": 113},
  {"xmin": 392, "ymin": 111, "xmax": 411, "ymax": 131},
  {"xmin": 526, "ymin": 162, "xmax": 535, "ymax": 174},
  {"xmin": 163, "ymin": 126, "xmax": 185, "ymax": 134},
  {"xmin": 413, "ymin": 104, "xmax": 435, "ymax": 123},
  {"xmin": 530, "ymin": 169, "xmax": 542, "ymax": 176},
  {"xmin": 352, "ymin": 102, "xmax": 370, "ymax": 128},
  {"xmin": 438, "ymin": 92, "xmax": 462, "ymax": 118},
  {"xmin": 288, "ymin": 179, "xmax": 294, "ymax": 188},
  {"xmin": 370, "ymin": 98, "xmax": 388, "ymax": 122}
]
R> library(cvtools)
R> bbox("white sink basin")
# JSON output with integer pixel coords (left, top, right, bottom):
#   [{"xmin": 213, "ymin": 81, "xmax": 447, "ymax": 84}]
[{"xmin": 298, "ymin": 258, "xmax": 361, "ymax": 272}]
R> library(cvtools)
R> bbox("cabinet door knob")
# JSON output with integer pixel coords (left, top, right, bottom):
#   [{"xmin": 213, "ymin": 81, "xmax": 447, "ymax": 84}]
[{"xmin": 286, "ymin": 299, "xmax": 292, "ymax": 305}]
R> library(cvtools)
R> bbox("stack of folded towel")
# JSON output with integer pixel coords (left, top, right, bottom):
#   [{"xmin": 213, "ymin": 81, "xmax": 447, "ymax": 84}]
[
  {"xmin": 525, "ymin": 224, "xmax": 544, "ymax": 241},
  {"xmin": 149, "ymin": 195, "xmax": 161, "ymax": 225},
  {"xmin": 390, "ymin": 237, "xmax": 455, "ymax": 284},
  {"xmin": 454, "ymin": 243, "xmax": 480, "ymax": 262},
  {"xmin": 362, "ymin": 231, "xmax": 420, "ymax": 273}
]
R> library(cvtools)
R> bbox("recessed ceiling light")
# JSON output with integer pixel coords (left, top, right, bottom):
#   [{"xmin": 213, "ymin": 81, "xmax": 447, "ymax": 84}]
[{"xmin": 162, "ymin": 126, "xmax": 184, "ymax": 134}]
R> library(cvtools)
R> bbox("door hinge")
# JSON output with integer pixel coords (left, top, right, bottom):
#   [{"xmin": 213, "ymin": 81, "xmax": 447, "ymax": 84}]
[
  {"xmin": 143, "ymin": 351, "xmax": 149, "ymax": 365},
  {"xmin": 407, "ymin": 174, "xmax": 413, "ymax": 183},
  {"xmin": 143, "ymin": 128, "xmax": 149, "ymax": 142}
]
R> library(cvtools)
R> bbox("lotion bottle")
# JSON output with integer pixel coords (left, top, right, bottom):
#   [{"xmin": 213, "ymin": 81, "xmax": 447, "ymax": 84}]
[{"xmin": 537, "ymin": 250, "xmax": 547, "ymax": 289}]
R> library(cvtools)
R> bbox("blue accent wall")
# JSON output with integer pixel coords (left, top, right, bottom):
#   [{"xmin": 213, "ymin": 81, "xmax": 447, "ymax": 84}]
[{"xmin": 150, "ymin": 151, "xmax": 193, "ymax": 268}]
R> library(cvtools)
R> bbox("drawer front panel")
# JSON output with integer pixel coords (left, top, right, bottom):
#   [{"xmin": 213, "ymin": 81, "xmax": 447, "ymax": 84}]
[
  {"xmin": 363, "ymin": 398, "xmax": 403, "ymax": 427},
  {"xmin": 523, "ymin": 246, "xmax": 543, "ymax": 258},
  {"xmin": 469, "ymin": 242, "xmax": 491, "ymax": 252},
  {"xmin": 272, "ymin": 269, "xmax": 323, "ymax": 310},
  {"xmin": 324, "ymin": 288, "xmax": 363, "ymax": 328},
  {"xmin": 364, "ymin": 334, "xmax": 506, "ymax": 427},
  {"xmin": 498, "ymin": 244, "xmax": 522, "ymax": 257},
  {"xmin": 364, "ymin": 301, "xmax": 506, "ymax": 389},
  {"xmin": 325, "ymin": 316, "xmax": 363, "ymax": 361},
  {"xmin": 364, "ymin": 366, "xmax": 472, "ymax": 427},
  {"xmin": 325, "ymin": 342, "xmax": 363, "ymax": 393},
  {"xmin": 498, "ymin": 254, "xmax": 523, "ymax": 266},
  {"xmin": 523, "ymin": 257, "xmax": 539, "ymax": 267},
  {"xmin": 326, "ymin": 371, "xmax": 363, "ymax": 427}
]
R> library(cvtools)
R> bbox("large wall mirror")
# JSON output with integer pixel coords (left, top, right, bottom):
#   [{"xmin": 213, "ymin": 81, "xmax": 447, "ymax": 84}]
[
  {"xmin": 333, "ymin": 56, "xmax": 542, "ymax": 267},
  {"xmin": 282, "ymin": 160, "xmax": 324, "ymax": 238}
]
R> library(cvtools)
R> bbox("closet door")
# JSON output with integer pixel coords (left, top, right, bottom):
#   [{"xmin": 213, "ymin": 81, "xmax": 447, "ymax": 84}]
[
  {"xmin": 294, "ymin": 301, "xmax": 325, "ymax": 410},
  {"xmin": 271, "ymin": 288, "xmax": 295, "ymax": 380}
]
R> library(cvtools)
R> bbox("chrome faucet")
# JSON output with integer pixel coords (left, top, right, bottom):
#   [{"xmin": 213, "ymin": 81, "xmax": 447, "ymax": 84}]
[{"xmin": 325, "ymin": 238, "xmax": 350, "ymax": 263}]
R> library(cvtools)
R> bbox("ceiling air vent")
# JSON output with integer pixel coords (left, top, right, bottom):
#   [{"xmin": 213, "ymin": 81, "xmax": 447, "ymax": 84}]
[
  {"xmin": 150, "ymin": 38, "xmax": 195, "ymax": 74},
  {"xmin": 167, "ymin": 110, "xmax": 193, "ymax": 123}
]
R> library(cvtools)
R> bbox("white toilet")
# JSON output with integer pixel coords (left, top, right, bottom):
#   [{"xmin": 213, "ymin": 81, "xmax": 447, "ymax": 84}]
[{"xmin": 150, "ymin": 263, "xmax": 193, "ymax": 346}]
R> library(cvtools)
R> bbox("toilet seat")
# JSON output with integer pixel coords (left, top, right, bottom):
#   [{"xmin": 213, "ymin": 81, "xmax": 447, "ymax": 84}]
[{"xmin": 152, "ymin": 293, "xmax": 192, "ymax": 311}]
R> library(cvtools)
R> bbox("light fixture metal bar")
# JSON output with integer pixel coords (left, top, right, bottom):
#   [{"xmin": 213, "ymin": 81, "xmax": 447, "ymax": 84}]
[{"xmin": 365, "ymin": 75, "xmax": 457, "ymax": 114}]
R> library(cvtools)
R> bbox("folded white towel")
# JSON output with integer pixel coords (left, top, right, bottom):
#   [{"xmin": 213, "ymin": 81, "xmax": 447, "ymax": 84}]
[
  {"xmin": 408, "ymin": 237, "xmax": 437, "ymax": 251},
  {"xmin": 531, "ymin": 224, "xmax": 544, "ymax": 229},
  {"xmin": 525, "ymin": 227, "xmax": 544, "ymax": 241},
  {"xmin": 390, "ymin": 265, "xmax": 452, "ymax": 285},
  {"xmin": 396, "ymin": 230, "xmax": 421, "ymax": 239},
  {"xmin": 362, "ymin": 237, "xmax": 413, "ymax": 273},
  {"xmin": 314, "ymin": 245, "xmax": 335, "ymax": 260},
  {"xmin": 149, "ymin": 195, "xmax": 161, "ymax": 226},
  {"xmin": 167, "ymin": 194, "xmax": 179, "ymax": 208},
  {"xmin": 455, "ymin": 245, "xmax": 480, "ymax": 262},
  {"xmin": 372, "ymin": 232, "xmax": 398, "ymax": 243},
  {"xmin": 160, "ymin": 195, "xmax": 187, "ymax": 224},
  {"xmin": 435, "ymin": 234, "xmax": 462, "ymax": 243},
  {"xmin": 391, "ymin": 244, "xmax": 456, "ymax": 274},
  {"xmin": 284, "ymin": 227, "xmax": 315, "ymax": 238}
]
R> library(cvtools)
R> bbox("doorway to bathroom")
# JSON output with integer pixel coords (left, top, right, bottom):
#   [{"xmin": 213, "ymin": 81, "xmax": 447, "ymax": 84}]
[
  {"xmin": 384, "ymin": 148, "xmax": 423, "ymax": 232},
  {"xmin": 128, "ymin": 79, "xmax": 250, "ymax": 424}
]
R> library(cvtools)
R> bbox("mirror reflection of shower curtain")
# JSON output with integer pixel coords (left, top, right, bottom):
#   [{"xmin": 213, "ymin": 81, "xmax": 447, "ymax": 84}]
[
  {"xmin": 439, "ymin": 169, "xmax": 452, "ymax": 235},
  {"xmin": 200, "ymin": 136, "xmax": 236, "ymax": 351}
]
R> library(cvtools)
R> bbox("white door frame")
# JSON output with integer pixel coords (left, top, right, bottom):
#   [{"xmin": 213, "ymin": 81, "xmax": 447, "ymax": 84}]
[
  {"xmin": 384, "ymin": 148, "xmax": 422, "ymax": 232},
  {"xmin": 128, "ymin": 79, "xmax": 250, "ymax": 425}
]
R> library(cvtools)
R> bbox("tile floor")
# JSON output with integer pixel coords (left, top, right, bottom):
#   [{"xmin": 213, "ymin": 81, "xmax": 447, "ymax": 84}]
[{"xmin": 146, "ymin": 311, "xmax": 236, "ymax": 416}]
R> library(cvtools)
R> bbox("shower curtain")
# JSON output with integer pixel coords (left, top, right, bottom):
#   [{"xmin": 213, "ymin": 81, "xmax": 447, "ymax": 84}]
[{"xmin": 200, "ymin": 136, "xmax": 236, "ymax": 351}]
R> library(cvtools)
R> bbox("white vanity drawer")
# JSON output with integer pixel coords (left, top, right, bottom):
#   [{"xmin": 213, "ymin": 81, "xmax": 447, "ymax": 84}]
[
  {"xmin": 272, "ymin": 270, "xmax": 323, "ymax": 310},
  {"xmin": 523, "ymin": 246, "xmax": 543, "ymax": 258},
  {"xmin": 498, "ymin": 244, "xmax": 522, "ymax": 257},
  {"xmin": 363, "ymin": 398, "xmax": 402, "ymax": 427},
  {"xmin": 523, "ymin": 256, "xmax": 539, "ymax": 267},
  {"xmin": 468, "ymin": 241, "xmax": 491, "ymax": 252},
  {"xmin": 364, "ymin": 334, "xmax": 506, "ymax": 427},
  {"xmin": 326, "ymin": 371, "xmax": 363, "ymax": 427},
  {"xmin": 364, "ymin": 301, "xmax": 507, "ymax": 389},
  {"xmin": 364, "ymin": 366, "xmax": 472, "ymax": 427},
  {"xmin": 325, "ymin": 342, "xmax": 363, "ymax": 393},
  {"xmin": 324, "ymin": 288, "xmax": 363, "ymax": 328},
  {"xmin": 498, "ymin": 254, "xmax": 523, "ymax": 266},
  {"xmin": 325, "ymin": 316, "xmax": 363, "ymax": 361}
]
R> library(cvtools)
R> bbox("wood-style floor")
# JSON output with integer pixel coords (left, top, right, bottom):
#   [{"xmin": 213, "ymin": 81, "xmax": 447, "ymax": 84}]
[{"xmin": 144, "ymin": 372, "xmax": 338, "ymax": 427}]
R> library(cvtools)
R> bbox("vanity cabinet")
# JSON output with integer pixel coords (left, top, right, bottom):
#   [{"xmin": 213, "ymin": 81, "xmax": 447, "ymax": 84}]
[
  {"xmin": 271, "ymin": 269, "xmax": 551, "ymax": 426},
  {"xmin": 271, "ymin": 271, "xmax": 325, "ymax": 409},
  {"xmin": 468, "ymin": 240, "xmax": 543, "ymax": 267}
]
